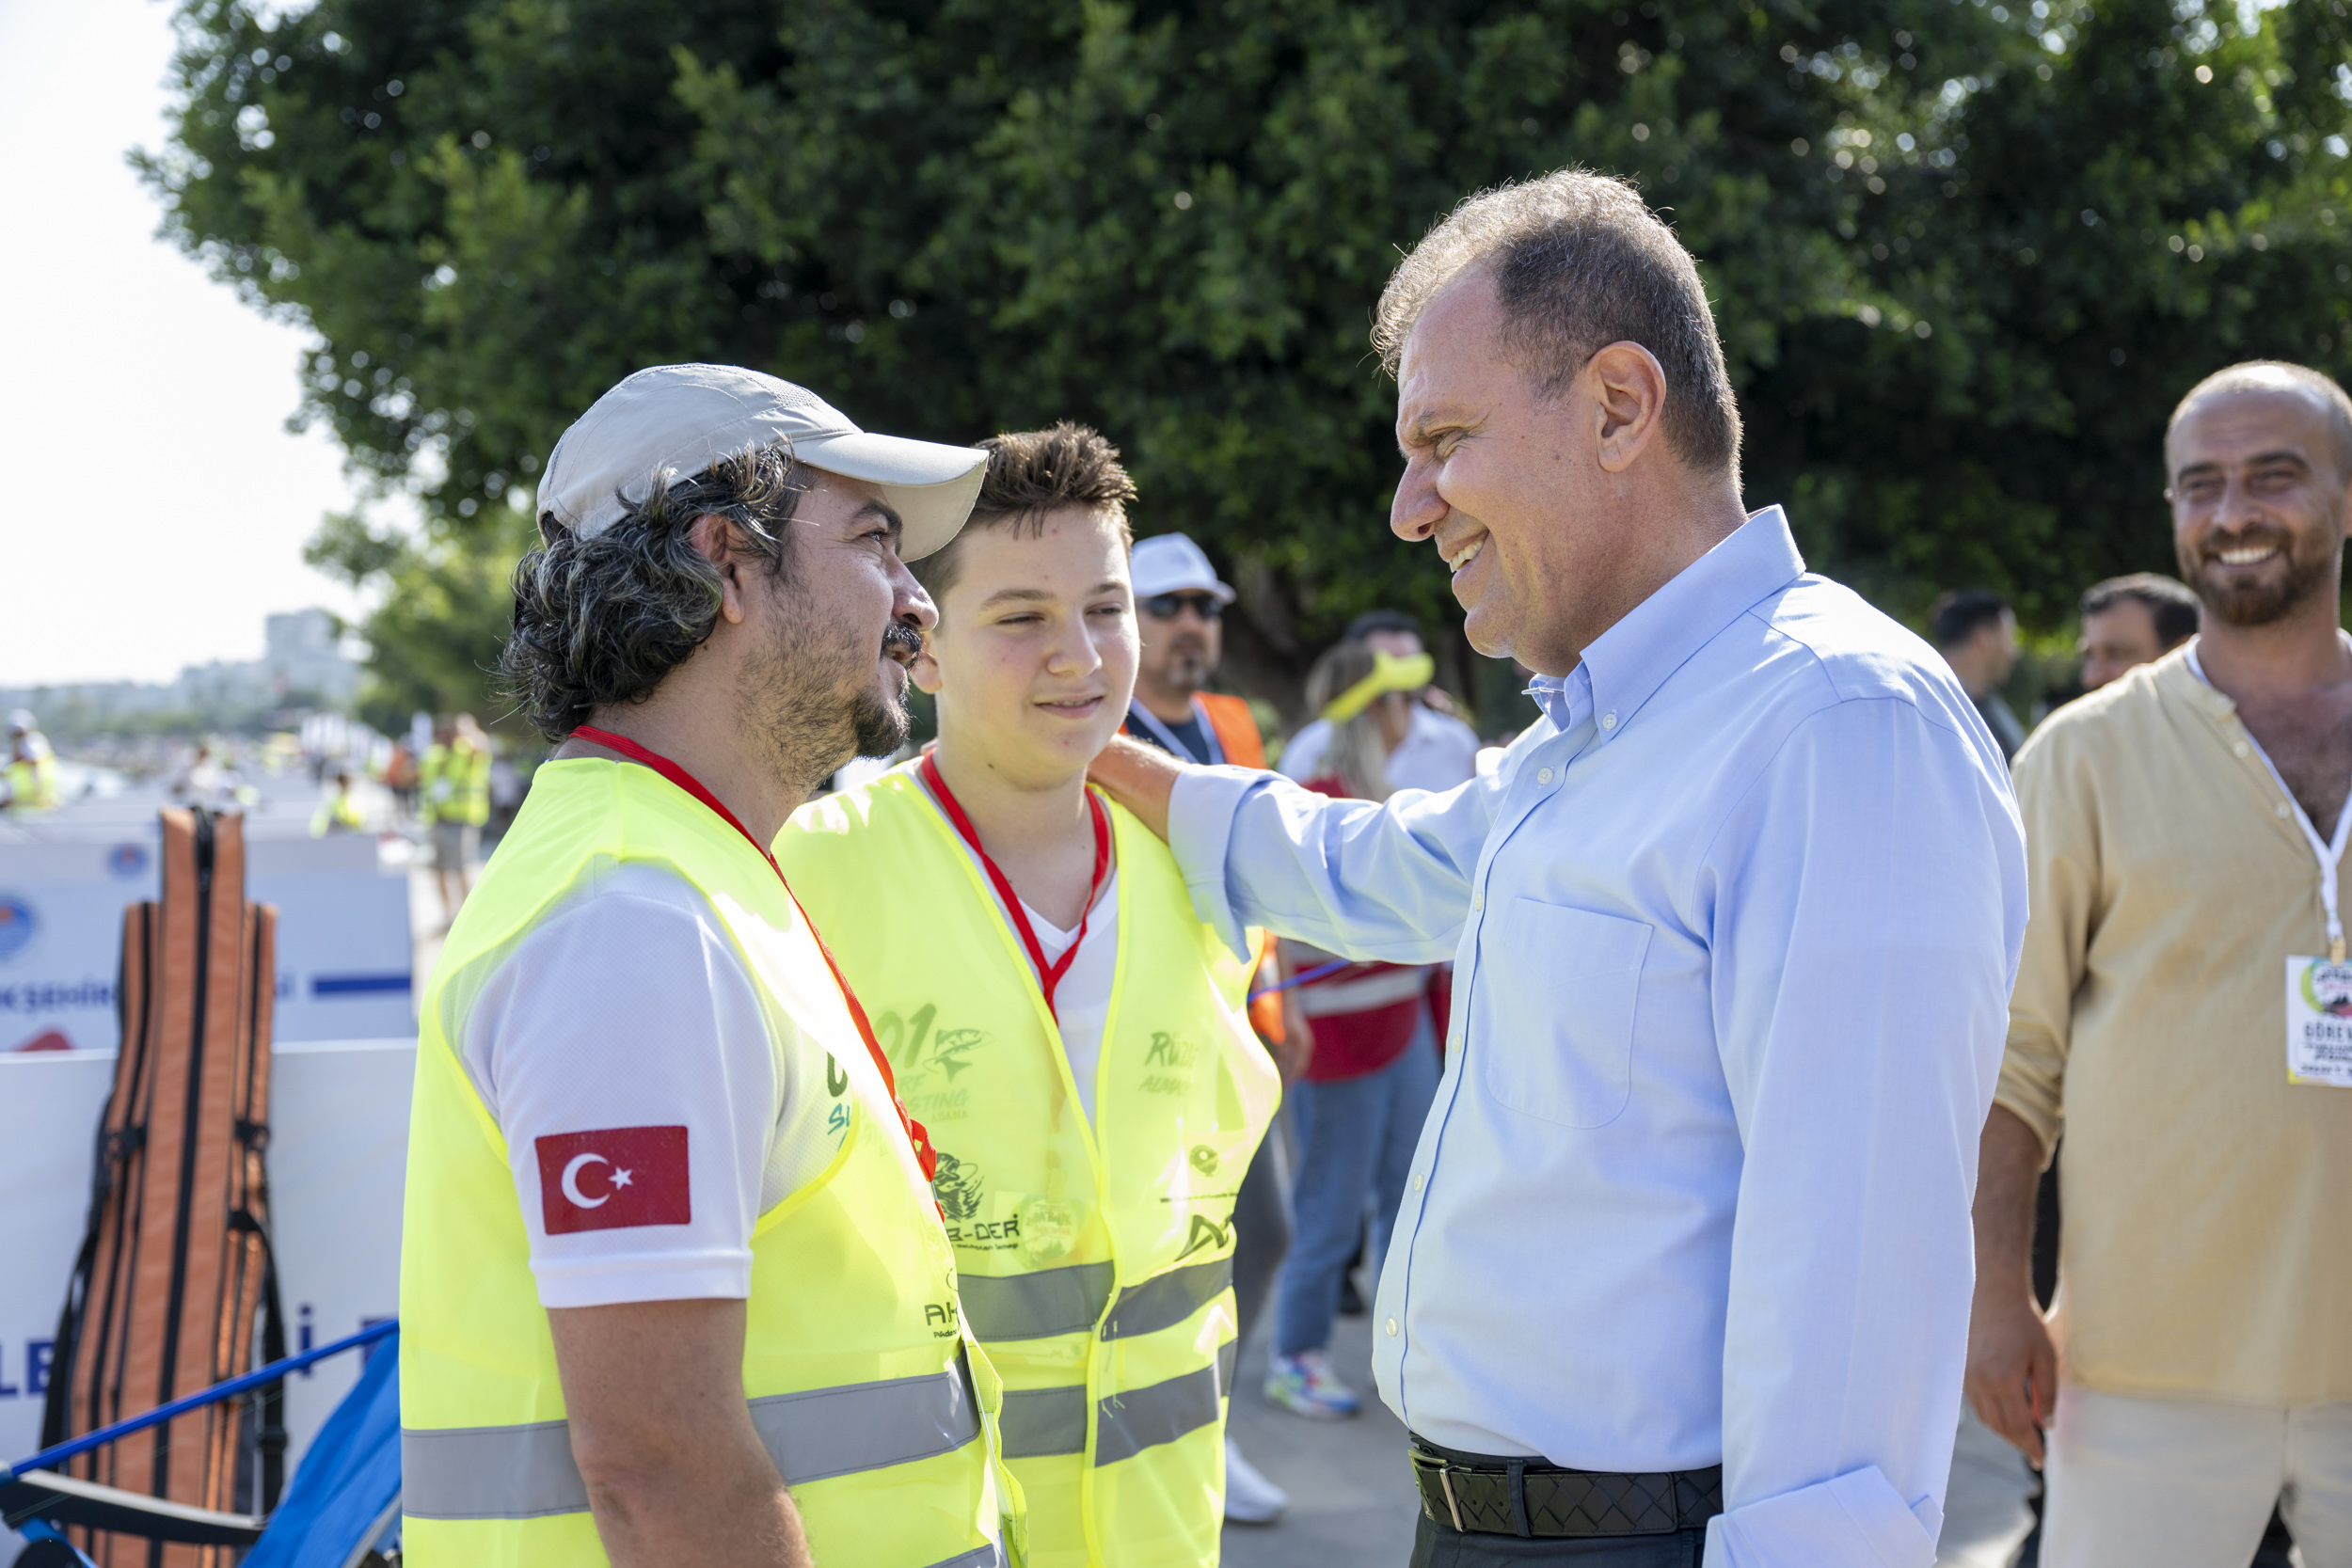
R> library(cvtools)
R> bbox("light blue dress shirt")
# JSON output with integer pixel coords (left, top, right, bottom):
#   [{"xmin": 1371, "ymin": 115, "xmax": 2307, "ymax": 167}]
[{"xmin": 1170, "ymin": 508, "xmax": 2026, "ymax": 1566}]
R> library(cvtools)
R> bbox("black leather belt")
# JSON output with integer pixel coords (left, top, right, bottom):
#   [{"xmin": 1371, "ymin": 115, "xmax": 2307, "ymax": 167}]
[{"xmin": 1408, "ymin": 1434, "xmax": 1724, "ymax": 1539}]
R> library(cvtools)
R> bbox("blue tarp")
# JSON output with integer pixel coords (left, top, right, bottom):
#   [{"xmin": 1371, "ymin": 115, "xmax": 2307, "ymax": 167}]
[{"xmin": 240, "ymin": 1331, "xmax": 400, "ymax": 1568}]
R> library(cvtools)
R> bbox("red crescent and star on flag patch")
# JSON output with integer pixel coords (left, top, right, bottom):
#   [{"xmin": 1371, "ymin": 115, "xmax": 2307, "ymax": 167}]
[{"xmin": 535, "ymin": 1125, "xmax": 692, "ymax": 1234}]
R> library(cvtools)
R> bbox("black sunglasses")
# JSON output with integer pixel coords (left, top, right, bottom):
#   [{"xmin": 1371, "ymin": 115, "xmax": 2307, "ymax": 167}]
[{"xmin": 1140, "ymin": 593, "xmax": 1224, "ymax": 621}]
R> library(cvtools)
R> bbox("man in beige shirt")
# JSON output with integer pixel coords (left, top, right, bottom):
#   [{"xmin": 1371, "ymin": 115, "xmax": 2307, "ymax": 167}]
[{"xmin": 1967, "ymin": 360, "xmax": 2352, "ymax": 1566}]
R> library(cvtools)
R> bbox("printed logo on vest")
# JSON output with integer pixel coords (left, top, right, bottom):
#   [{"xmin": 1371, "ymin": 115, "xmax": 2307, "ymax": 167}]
[
  {"xmin": 536, "ymin": 1126, "xmax": 691, "ymax": 1234},
  {"xmin": 933, "ymin": 1150, "xmax": 985, "ymax": 1222},
  {"xmin": 1140, "ymin": 1030, "xmax": 1199, "ymax": 1095},
  {"xmin": 874, "ymin": 1004, "xmax": 984, "ymax": 1123},
  {"xmin": 1173, "ymin": 1212, "xmax": 1234, "ymax": 1261}
]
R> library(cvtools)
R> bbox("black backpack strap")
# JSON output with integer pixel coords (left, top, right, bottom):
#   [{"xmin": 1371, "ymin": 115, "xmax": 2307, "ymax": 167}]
[
  {"xmin": 38, "ymin": 1220, "xmax": 97, "ymax": 1451},
  {"xmin": 40, "ymin": 1053, "xmax": 142, "ymax": 1452},
  {"xmin": 229, "ymin": 1208, "xmax": 289, "ymax": 1513}
]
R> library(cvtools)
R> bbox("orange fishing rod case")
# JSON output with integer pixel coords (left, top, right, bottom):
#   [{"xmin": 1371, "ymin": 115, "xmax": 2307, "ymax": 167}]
[{"xmin": 40, "ymin": 806, "xmax": 284, "ymax": 1567}]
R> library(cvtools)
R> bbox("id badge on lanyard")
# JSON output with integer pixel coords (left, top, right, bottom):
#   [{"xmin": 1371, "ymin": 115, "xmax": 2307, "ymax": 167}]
[
  {"xmin": 2190, "ymin": 645, "xmax": 2352, "ymax": 1086},
  {"xmin": 2266, "ymin": 768, "xmax": 2352, "ymax": 1087},
  {"xmin": 2259, "ymin": 743, "xmax": 2352, "ymax": 1086}
]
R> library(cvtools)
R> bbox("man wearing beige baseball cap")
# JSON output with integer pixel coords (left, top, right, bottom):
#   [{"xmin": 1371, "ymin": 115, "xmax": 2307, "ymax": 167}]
[{"xmin": 399, "ymin": 364, "xmax": 1021, "ymax": 1568}]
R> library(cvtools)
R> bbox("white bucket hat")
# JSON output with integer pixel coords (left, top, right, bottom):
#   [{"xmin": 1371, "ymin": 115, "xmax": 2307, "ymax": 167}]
[
  {"xmin": 1129, "ymin": 532, "xmax": 1236, "ymax": 602},
  {"xmin": 536, "ymin": 364, "xmax": 987, "ymax": 560}
]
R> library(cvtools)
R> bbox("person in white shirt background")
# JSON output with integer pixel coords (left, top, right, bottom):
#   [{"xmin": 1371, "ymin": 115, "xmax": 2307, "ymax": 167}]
[
  {"xmin": 1277, "ymin": 609, "xmax": 1482, "ymax": 793},
  {"xmin": 1090, "ymin": 167, "xmax": 2026, "ymax": 1565}
]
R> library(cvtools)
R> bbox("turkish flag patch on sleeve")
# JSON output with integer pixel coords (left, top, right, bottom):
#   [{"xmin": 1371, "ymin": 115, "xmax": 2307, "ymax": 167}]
[{"xmin": 534, "ymin": 1126, "xmax": 692, "ymax": 1235}]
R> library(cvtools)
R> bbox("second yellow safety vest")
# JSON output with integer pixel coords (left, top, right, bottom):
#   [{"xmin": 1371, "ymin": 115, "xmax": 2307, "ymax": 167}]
[
  {"xmin": 419, "ymin": 738, "xmax": 490, "ymax": 827},
  {"xmin": 780, "ymin": 765, "xmax": 1279, "ymax": 1568},
  {"xmin": 5, "ymin": 754, "xmax": 58, "ymax": 812},
  {"xmin": 400, "ymin": 757, "xmax": 1014, "ymax": 1567}
]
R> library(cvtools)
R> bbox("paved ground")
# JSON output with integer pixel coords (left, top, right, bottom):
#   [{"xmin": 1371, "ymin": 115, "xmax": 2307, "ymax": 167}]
[{"xmin": 1221, "ymin": 1290, "xmax": 1421, "ymax": 1567}]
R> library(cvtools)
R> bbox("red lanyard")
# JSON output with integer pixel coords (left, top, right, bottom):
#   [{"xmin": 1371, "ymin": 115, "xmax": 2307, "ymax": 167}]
[
  {"xmin": 569, "ymin": 725, "xmax": 937, "ymax": 1181},
  {"xmin": 918, "ymin": 752, "xmax": 1111, "ymax": 1022}
]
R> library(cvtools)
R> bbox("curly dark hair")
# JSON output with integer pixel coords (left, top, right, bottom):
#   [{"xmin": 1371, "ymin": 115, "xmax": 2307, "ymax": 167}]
[{"xmin": 499, "ymin": 442, "xmax": 809, "ymax": 739}]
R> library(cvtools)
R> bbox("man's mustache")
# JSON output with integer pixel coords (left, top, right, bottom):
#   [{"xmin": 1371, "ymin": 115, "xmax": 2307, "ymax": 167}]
[{"xmin": 882, "ymin": 623, "xmax": 924, "ymax": 663}]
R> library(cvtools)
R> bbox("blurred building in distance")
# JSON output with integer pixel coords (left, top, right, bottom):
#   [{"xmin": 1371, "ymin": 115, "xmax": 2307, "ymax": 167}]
[
  {"xmin": 264, "ymin": 609, "xmax": 363, "ymax": 707},
  {"xmin": 1, "ymin": 606, "xmax": 361, "ymax": 738}
]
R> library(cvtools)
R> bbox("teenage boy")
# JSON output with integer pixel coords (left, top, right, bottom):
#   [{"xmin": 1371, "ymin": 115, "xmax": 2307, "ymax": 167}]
[{"xmin": 779, "ymin": 424, "xmax": 1280, "ymax": 1567}]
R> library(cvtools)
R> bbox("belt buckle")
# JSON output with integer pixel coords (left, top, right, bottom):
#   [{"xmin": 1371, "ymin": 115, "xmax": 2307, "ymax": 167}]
[
  {"xmin": 1439, "ymin": 1466, "xmax": 1465, "ymax": 1532},
  {"xmin": 1411, "ymin": 1446, "xmax": 1469, "ymax": 1533}
]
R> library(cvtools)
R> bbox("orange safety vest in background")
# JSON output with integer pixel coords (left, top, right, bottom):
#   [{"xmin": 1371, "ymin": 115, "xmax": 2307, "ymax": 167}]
[{"xmin": 1194, "ymin": 692, "xmax": 1265, "ymax": 770}]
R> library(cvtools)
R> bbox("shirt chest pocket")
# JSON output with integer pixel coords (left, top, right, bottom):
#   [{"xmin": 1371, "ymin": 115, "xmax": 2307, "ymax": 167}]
[{"xmin": 1480, "ymin": 899, "xmax": 1652, "ymax": 1129}]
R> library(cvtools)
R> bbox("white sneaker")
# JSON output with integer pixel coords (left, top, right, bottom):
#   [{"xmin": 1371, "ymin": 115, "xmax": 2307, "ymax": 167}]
[{"xmin": 1224, "ymin": 1436, "xmax": 1287, "ymax": 1524}]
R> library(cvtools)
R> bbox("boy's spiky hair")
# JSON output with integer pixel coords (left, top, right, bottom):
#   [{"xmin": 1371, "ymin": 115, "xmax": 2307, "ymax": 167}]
[{"xmin": 914, "ymin": 422, "xmax": 1136, "ymax": 602}]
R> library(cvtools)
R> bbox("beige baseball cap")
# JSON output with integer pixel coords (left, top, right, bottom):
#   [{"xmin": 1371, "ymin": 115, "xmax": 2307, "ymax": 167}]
[{"xmin": 536, "ymin": 363, "xmax": 986, "ymax": 560}]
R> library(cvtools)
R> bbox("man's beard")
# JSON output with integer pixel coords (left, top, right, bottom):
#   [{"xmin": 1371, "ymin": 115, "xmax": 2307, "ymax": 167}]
[
  {"xmin": 1159, "ymin": 639, "xmax": 1211, "ymax": 694},
  {"xmin": 2179, "ymin": 526, "xmax": 2341, "ymax": 628},
  {"xmin": 739, "ymin": 576, "xmax": 917, "ymax": 787}
]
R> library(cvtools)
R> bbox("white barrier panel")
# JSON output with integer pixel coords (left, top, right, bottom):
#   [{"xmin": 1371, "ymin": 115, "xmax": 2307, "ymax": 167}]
[
  {"xmin": 0, "ymin": 833, "xmax": 413, "ymax": 1053},
  {"xmin": 0, "ymin": 1038, "xmax": 412, "ymax": 1564}
]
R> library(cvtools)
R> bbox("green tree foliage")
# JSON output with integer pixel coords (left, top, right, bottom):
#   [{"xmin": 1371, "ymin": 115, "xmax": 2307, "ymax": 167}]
[
  {"xmin": 148, "ymin": 0, "xmax": 2352, "ymax": 721},
  {"xmin": 305, "ymin": 509, "xmax": 519, "ymax": 734}
]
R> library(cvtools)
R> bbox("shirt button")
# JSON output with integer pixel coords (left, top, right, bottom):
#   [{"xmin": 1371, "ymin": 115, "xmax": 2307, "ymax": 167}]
[
  {"xmin": 2279, "ymin": 802, "xmax": 2294, "ymax": 818},
  {"xmin": 1600, "ymin": 712, "xmax": 1617, "ymax": 731},
  {"xmin": 1411, "ymin": 1173, "xmax": 1424, "ymax": 1192},
  {"xmin": 1386, "ymin": 1318, "xmax": 1399, "ymax": 1337},
  {"xmin": 1537, "ymin": 768, "xmax": 1553, "ymax": 784},
  {"xmin": 2235, "ymin": 742, "xmax": 2251, "ymax": 758}
]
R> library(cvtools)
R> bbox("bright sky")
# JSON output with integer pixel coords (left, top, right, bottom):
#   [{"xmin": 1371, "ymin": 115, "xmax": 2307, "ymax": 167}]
[{"xmin": 0, "ymin": 0, "xmax": 384, "ymax": 687}]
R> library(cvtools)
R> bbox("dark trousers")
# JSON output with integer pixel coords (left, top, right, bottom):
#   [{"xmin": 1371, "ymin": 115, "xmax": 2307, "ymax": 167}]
[
  {"xmin": 1409, "ymin": 1512, "xmax": 1708, "ymax": 1566},
  {"xmin": 1230, "ymin": 1122, "xmax": 1292, "ymax": 1352}
]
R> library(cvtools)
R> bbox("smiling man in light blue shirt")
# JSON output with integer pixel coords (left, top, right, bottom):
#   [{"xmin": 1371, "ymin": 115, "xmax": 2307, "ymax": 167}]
[{"xmin": 1090, "ymin": 171, "xmax": 2026, "ymax": 1566}]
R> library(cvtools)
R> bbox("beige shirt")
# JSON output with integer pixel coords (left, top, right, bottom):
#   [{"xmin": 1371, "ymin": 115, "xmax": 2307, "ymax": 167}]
[{"xmin": 1999, "ymin": 647, "xmax": 2352, "ymax": 1404}]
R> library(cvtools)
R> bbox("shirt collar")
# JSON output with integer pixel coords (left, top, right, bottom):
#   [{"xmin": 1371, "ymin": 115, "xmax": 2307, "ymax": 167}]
[{"xmin": 1525, "ymin": 505, "xmax": 1806, "ymax": 743}]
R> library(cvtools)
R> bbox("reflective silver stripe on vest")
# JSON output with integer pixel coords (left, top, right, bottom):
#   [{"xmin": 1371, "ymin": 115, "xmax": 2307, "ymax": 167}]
[
  {"xmin": 959, "ymin": 1262, "xmax": 1115, "ymax": 1341},
  {"xmin": 926, "ymin": 1545, "xmax": 1006, "ymax": 1568},
  {"xmin": 1094, "ymin": 1338, "xmax": 1237, "ymax": 1467},
  {"xmin": 402, "ymin": 1418, "xmax": 586, "ymax": 1520},
  {"xmin": 403, "ymin": 1361, "xmax": 981, "ymax": 1520},
  {"xmin": 1001, "ymin": 1339, "xmax": 1238, "ymax": 1468},
  {"xmin": 1099, "ymin": 1258, "xmax": 1233, "ymax": 1341},
  {"xmin": 997, "ymin": 1386, "xmax": 1089, "ymax": 1459},
  {"xmin": 748, "ymin": 1363, "xmax": 982, "ymax": 1486}
]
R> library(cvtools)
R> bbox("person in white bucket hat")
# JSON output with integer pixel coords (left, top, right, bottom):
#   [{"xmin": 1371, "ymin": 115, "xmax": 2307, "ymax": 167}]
[{"xmin": 400, "ymin": 364, "xmax": 1018, "ymax": 1567}]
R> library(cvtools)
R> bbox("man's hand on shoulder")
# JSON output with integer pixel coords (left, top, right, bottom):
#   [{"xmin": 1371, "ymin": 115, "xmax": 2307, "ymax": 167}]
[{"xmin": 1088, "ymin": 733, "xmax": 1186, "ymax": 841}]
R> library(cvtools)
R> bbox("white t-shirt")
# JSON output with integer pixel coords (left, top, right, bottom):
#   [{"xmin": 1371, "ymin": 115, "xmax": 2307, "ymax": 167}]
[
  {"xmin": 1015, "ymin": 880, "xmax": 1118, "ymax": 1123},
  {"xmin": 918, "ymin": 776, "xmax": 1119, "ymax": 1123},
  {"xmin": 459, "ymin": 862, "xmax": 847, "ymax": 1309},
  {"xmin": 1279, "ymin": 704, "xmax": 1483, "ymax": 794}
]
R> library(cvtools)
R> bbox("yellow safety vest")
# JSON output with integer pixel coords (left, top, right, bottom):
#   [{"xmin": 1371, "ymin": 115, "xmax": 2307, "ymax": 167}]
[
  {"xmin": 310, "ymin": 792, "xmax": 364, "ymax": 836},
  {"xmin": 779, "ymin": 766, "xmax": 1279, "ymax": 1568},
  {"xmin": 400, "ymin": 758, "xmax": 1013, "ymax": 1567},
  {"xmin": 419, "ymin": 739, "xmax": 491, "ymax": 826},
  {"xmin": 5, "ymin": 754, "xmax": 58, "ymax": 812}
]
